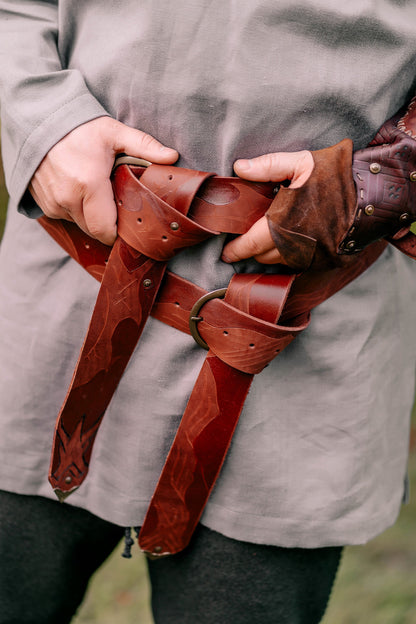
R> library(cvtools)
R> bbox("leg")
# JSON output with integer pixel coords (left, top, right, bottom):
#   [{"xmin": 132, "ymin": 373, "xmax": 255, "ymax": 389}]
[
  {"xmin": 0, "ymin": 490, "xmax": 124, "ymax": 624},
  {"xmin": 147, "ymin": 524, "xmax": 342, "ymax": 624}
]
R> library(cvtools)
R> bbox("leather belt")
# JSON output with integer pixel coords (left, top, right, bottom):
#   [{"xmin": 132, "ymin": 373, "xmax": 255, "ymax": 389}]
[{"xmin": 39, "ymin": 159, "xmax": 387, "ymax": 557}]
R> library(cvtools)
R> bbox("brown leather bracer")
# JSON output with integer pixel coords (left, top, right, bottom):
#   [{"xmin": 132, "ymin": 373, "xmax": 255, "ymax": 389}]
[
  {"xmin": 340, "ymin": 110, "xmax": 416, "ymax": 255},
  {"xmin": 266, "ymin": 97, "xmax": 416, "ymax": 271}
]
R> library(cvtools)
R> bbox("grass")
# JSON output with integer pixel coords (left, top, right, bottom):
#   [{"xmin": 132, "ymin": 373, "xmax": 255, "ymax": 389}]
[
  {"xmin": 1, "ymin": 153, "xmax": 416, "ymax": 623},
  {"xmin": 323, "ymin": 449, "xmax": 416, "ymax": 624},
  {"xmin": 72, "ymin": 545, "xmax": 153, "ymax": 624},
  {"xmin": 71, "ymin": 451, "xmax": 416, "ymax": 624},
  {"xmin": 70, "ymin": 439, "xmax": 416, "ymax": 624}
]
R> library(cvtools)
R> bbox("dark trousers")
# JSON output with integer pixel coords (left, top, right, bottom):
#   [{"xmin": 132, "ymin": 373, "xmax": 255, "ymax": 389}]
[{"xmin": 0, "ymin": 490, "xmax": 342, "ymax": 624}]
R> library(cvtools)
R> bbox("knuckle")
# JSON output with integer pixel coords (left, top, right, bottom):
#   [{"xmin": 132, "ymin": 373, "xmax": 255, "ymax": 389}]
[
  {"xmin": 247, "ymin": 236, "xmax": 264, "ymax": 256},
  {"xmin": 137, "ymin": 130, "xmax": 158, "ymax": 150},
  {"xmin": 87, "ymin": 225, "xmax": 102, "ymax": 239},
  {"xmin": 293, "ymin": 150, "xmax": 314, "ymax": 184},
  {"xmin": 86, "ymin": 220, "xmax": 105, "ymax": 240},
  {"xmin": 105, "ymin": 116, "xmax": 119, "ymax": 130},
  {"xmin": 42, "ymin": 204, "xmax": 62, "ymax": 220},
  {"xmin": 69, "ymin": 174, "xmax": 98, "ymax": 201},
  {"xmin": 298, "ymin": 150, "xmax": 313, "ymax": 167},
  {"xmin": 53, "ymin": 188, "xmax": 74, "ymax": 209},
  {"xmin": 54, "ymin": 174, "xmax": 88, "ymax": 206},
  {"xmin": 262, "ymin": 153, "xmax": 279, "ymax": 178},
  {"xmin": 103, "ymin": 116, "xmax": 120, "ymax": 136},
  {"xmin": 236, "ymin": 232, "xmax": 262, "ymax": 257}
]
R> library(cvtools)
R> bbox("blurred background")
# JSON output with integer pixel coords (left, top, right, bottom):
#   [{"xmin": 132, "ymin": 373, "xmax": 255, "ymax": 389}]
[{"xmin": 0, "ymin": 141, "xmax": 415, "ymax": 623}]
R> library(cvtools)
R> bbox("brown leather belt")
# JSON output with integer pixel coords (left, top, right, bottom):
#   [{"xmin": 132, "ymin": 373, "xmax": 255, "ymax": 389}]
[{"xmin": 39, "ymin": 159, "xmax": 386, "ymax": 557}]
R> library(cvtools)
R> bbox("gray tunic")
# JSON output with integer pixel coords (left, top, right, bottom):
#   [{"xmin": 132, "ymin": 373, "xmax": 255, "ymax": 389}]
[{"xmin": 0, "ymin": 0, "xmax": 416, "ymax": 548}]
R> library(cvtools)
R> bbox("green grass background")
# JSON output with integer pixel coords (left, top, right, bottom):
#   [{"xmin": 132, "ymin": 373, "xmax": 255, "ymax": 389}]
[{"xmin": 1, "ymin": 147, "xmax": 416, "ymax": 623}]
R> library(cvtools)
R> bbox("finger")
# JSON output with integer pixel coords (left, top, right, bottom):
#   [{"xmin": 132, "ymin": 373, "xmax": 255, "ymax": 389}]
[
  {"xmin": 82, "ymin": 178, "xmax": 117, "ymax": 245},
  {"xmin": 221, "ymin": 216, "xmax": 275, "ymax": 263},
  {"xmin": 109, "ymin": 120, "xmax": 179, "ymax": 165},
  {"xmin": 253, "ymin": 248, "xmax": 286, "ymax": 264},
  {"xmin": 234, "ymin": 150, "xmax": 314, "ymax": 188},
  {"xmin": 29, "ymin": 180, "xmax": 81, "ymax": 227}
]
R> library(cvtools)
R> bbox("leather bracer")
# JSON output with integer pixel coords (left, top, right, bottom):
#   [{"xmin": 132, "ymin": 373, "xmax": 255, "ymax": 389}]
[
  {"xmin": 266, "ymin": 139, "xmax": 358, "ymax": 271},
  {"xmin": 266, "ymin": 96, "xmax": 416, "ymax": 271},
  {"xmin": 339, "ymin": 98, "xmax": 416, "ymax": 255}
]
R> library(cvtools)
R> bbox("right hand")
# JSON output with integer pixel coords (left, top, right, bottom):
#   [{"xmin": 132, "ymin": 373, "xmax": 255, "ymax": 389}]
[
  {"xmin": 29, "ymin": 116, "xmax": 179, "ymax": 245},
  {"xmin": 222, "ymin": 150, "xmax": 314, "ymax": 264}
]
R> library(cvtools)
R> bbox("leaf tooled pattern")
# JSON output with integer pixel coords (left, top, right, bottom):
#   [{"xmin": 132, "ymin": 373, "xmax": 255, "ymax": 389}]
[{"xmin": 139, "ymin": 356, "xmax": 252, "ymax": 555}]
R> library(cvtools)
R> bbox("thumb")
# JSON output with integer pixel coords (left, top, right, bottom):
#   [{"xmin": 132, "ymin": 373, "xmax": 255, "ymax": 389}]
[
  {"xmin": 234, "ymin": 150, "xmax": 314, "ymax": 188},
  {"xmin": 109, "ymin": 119, "xmax": 179, "ymax": 164}
]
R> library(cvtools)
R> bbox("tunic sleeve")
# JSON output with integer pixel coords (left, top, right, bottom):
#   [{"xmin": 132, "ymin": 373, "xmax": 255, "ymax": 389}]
[{"xmin": 0, "ymin": 0, "xmax": 108, "ymax": 215}]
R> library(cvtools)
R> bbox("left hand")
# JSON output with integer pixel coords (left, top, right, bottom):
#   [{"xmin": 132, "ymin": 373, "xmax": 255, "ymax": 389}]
[
  {"xmin": 221, "ymin": 150, "xmax": 314, "ymax": 264},
  {"xmin": 29, "ymin": 117, "xmax": 179, "ymax": 246}
]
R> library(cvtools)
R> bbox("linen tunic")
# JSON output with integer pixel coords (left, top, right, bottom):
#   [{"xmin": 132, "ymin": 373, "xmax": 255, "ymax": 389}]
[{"xmin": 0, "ymin": 0, "xmax": 416, "ymax": 548}]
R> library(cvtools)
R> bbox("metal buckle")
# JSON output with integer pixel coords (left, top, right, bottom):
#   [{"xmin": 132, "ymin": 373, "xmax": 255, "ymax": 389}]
[
  {"xmin": 112, "ymin": 155, "xmax": 152, "ymax": 173},
  {"xmin": 189, "ymin": 288, "xmax": 227, "ymax": 350}
]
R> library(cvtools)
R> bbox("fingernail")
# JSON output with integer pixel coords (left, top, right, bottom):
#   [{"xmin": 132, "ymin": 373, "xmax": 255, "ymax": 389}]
[
  {"xmin": 221, "ymin": 253, "xmax": 232, "ymax": 263},
  {"xmin": 236, "ymin": 159, "xmax": 252, "ymax": 171},
  {"xmin": 159, "ymin": 146, "xmax": 176, "ymax": 153}
]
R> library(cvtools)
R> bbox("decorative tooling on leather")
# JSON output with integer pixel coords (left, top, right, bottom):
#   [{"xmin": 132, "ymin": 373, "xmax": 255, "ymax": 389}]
[
  {"xmin": 40, "ymin": 159, "xmax": 388, "ymax": 556},
  {"xmin": 139, "ymin": 272, "xmax": 295, "ymax": 555},
  {"xmin": 397, "ymin": 95, "xmax": 416, "ymax": 139},
  {"xmin": 49, "ymin": 238, "xmax": 167, "ymax": 493},
  {"xmin": 45, "ymin": 166, "xmax": 278, "ymax": 499},
  {"xmin": 265, "ymin": 96, "xmax": 416, "ymax": 271},
  {"xmin": 340, "ymin": 99, "xmax": 416, "ymax": 257},
  {"xmin": 139, "ymin": 355, "xmax": 253, "ymax": 556}
]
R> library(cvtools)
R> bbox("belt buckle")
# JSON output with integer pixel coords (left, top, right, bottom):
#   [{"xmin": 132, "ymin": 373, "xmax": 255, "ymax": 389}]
[
  {"xmin": 189, "ymin": 288, "xmax": 227, "ymax": 350},
  {"xmin": 112, "ymin": 155, "xmax": 152, "ymax": 173}
]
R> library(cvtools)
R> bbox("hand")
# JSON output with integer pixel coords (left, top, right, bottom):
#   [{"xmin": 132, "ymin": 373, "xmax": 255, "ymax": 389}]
[
  {"xmin": 29, "ymin": 116, "xmax": 179, "ymax": 245},
  {"xmin": 221, "ymin": 150, "xmax": 314, "ymax": 264}
]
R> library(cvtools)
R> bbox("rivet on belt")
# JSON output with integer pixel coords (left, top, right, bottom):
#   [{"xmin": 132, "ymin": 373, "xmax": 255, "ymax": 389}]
[
  {"xmin": 346, "ymin": 240, "xmax": 357, "ymax": 251},
  {"xmin": 399, "ymin": 213, "xmax": 411, "ymax": 223}
]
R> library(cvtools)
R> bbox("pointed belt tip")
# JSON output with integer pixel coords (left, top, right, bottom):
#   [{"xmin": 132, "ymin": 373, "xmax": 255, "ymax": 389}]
[{"xmin": 54, "ymin": 487, "xmax": 78, "ymax": 503}]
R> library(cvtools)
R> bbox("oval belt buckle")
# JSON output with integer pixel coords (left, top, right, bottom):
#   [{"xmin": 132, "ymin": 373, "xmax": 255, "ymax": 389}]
[{"xmin": 189, "ymin": 288, "xmax": 227, "ymax": 350}]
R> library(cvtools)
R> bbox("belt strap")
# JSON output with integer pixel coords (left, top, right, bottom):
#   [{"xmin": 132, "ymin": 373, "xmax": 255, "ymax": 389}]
[
  {"xmin": 39, "ymin": 162, "xmax": 386, "ymax": 556},
  {"xmin": 139, "ymin": 271, "xmax": 297, "ymax": 556},
  {"xmin": 45, "ymin": 164, "xmax": 278, "ymax": 499}
]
